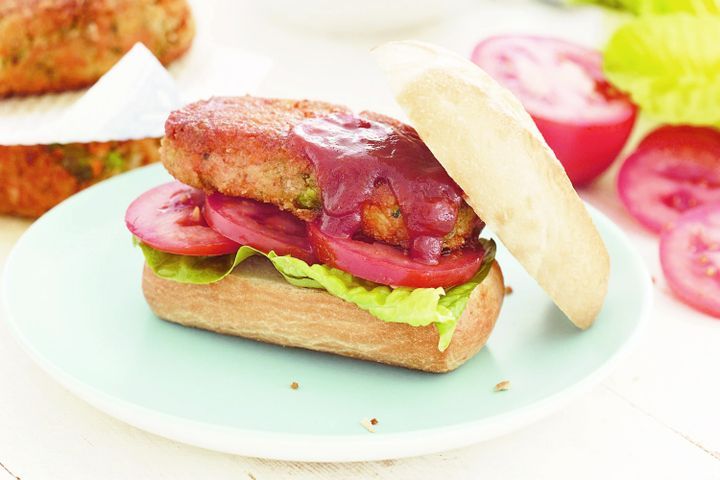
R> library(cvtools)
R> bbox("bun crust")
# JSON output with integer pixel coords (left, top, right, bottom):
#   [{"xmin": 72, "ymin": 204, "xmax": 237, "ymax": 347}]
[
  {"xmin": 142, "ymin": 258, "xmax": 504, "ymax": 373},
  {"xmin": 373, "ymin": 41, "xmax": 610, "ymax": 329}
]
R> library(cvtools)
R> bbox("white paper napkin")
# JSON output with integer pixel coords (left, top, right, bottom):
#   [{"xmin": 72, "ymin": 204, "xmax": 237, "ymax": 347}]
[{"xmin": 0, "ymin": 40, "xmax": 272, "ymax": 146}]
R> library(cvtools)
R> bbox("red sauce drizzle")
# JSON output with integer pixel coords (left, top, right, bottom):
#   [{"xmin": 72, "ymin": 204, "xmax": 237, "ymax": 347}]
[{"xmin": 289, "ymin": 113, "xmax": 464, "ymax": 264}]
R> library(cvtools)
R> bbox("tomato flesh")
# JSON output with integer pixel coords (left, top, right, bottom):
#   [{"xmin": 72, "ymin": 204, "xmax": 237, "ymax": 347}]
[
  {"xmin": 129, "ymin": 183, "xmax": 486, "ymax": 286},
  {"xmin": 660, "ymin": 202, "xmax": 720, "ymax": 318},
  {"xmin": 125, "ymin": 182, "xmax": 240, "ymax": 256},
  {"xmin": 204, "ymin": 193, "xmax": 316, "ymax": 264},
  {"xmin": 618, "ymin": 126, "xmax": 720, "ymax": 233},
  {"xmin": 308, "ymin": 222, "xmax": 484, "ymax": 288},
  {"xmin": 471, "ymin": 35, "xmax": 637, "ymax": 186}
]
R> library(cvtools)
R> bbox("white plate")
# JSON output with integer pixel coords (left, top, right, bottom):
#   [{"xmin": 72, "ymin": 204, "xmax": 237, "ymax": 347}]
[{"xmin": 2, "ymin": 164, "xmax": 652, "ymax": 461}]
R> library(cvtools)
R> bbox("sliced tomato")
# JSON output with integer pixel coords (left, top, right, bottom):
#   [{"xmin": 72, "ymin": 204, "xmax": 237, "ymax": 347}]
[
  {"xmin": 471, "ymin": 35, "xmax": 636, "ymax": 186},
  {"xmin": 660, "ymin": 202, "xmax": 720, "ymax": 318},
  {"xmin": 308, "ymin": 222, "xmax": 483, "ymax": 288},
  {"xmin": 204, "ymin": 193, "xmax": 316, "ymax": 264},
  {"xmin": 125, "ymin": 182, "xmax": 240, "ymax": 256},
  {"xmin": 618, "ymin": 126, "xmax": 720, "ymax": 233}
]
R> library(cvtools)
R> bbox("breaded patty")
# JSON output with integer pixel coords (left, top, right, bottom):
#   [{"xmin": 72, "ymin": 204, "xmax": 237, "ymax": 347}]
[
  {"xmin": 0, "ymin": 138, "xmax": 160, "ymax": 217},
  {"xmin": 0, "ymin": 0, "xmax": 194, "ymax": 97},
  {"xmin": 163, "ymin": 96, "xmax": 481, "ymax": 251}
]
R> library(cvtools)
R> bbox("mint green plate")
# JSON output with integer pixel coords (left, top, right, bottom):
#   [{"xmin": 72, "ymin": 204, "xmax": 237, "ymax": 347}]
[{"xmin": 2, "ymin": 164, "xmax": 651, "ymax": 462}]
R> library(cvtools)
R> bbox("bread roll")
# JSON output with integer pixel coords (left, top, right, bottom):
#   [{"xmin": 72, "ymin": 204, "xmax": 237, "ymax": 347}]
[
  {"xmin": 373, "ymin": 41, "xmax": 610, "ymax": 329},
  {"xmin": 142, "ymin": 257, "xmax": 505, "ymax": 373}
]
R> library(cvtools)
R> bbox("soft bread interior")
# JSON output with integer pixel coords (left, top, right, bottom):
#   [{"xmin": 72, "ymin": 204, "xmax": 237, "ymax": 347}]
[
  {"xmin": 142, "ymin": 258, "xmax": 505, "ymax": 373},
  {"xmin": 373, "ymin": 41, "xmax": 610, "ymax": 329}
]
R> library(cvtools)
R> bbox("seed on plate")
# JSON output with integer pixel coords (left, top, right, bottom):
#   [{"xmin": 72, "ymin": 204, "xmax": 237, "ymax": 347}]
[
  {"xmin": 370, "ymin": 418, "xmax": 379, "ymax": 425},
  {"xmin": 290, "ymin": 381, "xmax": 299, "ymax": 390},
  {"xmin": 494, "ymin": 380, "xmax": 511, "ymax": 392},
  {"xmin": 360, "ymin": 419, "xmax": 376, "ymax": 433}
]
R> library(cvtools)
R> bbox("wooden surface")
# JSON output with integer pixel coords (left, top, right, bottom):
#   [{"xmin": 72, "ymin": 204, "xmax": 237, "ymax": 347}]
[{"xmin": 1, "ymin": 0, "xmax": 720, "ymax": 478}]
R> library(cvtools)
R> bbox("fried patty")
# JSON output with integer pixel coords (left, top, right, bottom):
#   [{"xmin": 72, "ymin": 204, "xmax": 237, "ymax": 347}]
[
  {"xmin": 0, "ymin": 138, "xmax": 160, "ymax": 217},
  {"xmin": 162, "ymin": 96, "xmax": 481, "ymax": 251},
  {"xmin": 0, "ymin": 0, "xmax": 194, "ymax": 97}
]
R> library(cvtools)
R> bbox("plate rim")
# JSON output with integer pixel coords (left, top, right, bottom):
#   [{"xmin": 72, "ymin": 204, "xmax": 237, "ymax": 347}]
[{"xmin": 1, "ymin": 166, "xmax": 653, "ymax": 462}]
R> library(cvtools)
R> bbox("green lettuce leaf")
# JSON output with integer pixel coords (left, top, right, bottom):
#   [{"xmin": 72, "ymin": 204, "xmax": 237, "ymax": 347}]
[
  {"xmin": 570, "ymin": 0, "xmax": 641, "ymax": 11},
  {"xmin": 634, "ymin": 0, "xmax": 720, "ymax": 14},
  {"xmin": 138, "ymin": 239, "xmax": 497, "ymax": 351},
  {"xmin": 571, "ymin": 0, "xmax": 720, "ymax": 14},
  {"xmin": 603, "ymin": 14, "xmax": 720, "ymax": 125}
]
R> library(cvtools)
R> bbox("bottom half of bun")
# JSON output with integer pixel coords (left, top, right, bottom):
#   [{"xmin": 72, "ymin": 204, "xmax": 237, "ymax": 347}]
[{"xmin": 142, "ymin": 257, "xmax": 504, "ymax": 373}]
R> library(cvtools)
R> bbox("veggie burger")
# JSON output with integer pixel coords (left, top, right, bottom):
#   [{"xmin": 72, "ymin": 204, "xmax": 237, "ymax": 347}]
[{"xmin": 125, "ymin": 41, "xmax": 610, "ymax": 372}]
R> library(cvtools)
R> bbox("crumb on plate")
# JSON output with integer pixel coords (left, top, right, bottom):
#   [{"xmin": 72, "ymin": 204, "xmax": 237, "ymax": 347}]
[
  {"xmin": 290, "ymin": 381, "xmax": 299, "ymax": 390},
  {"xmin": 360, "ymin": 418, "xmax": 376, "ymax": 433},
  {"xmin": 504, "ymin": 285, "xmax": 513, "ymax": 295},
  {"xmin": 494, "ymin": 380, "xmax": 511, "ymax": 392}
]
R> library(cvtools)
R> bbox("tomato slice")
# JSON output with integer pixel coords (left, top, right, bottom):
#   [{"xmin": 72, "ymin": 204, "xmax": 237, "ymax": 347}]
[
  {"xmin": 618, "ymin": 126, "xmax": 720, "ymax": 233},
  {"xmin": 308, "ymin": 222, "xmax": 484, "ymax": 288},
  {"xmin": 125, "ymin": 182, "xmax": 240, "ymax": 256},
  {"xmin": 204, "ymin": 193, "xmax": 316, "ymax": 264},
  {"xmin": 660, "ymin": 202, "xmax": 720, "ymax": 318},
  {"xmin": 471, "ymin": 35, "xmax": 637, "ymax": 186}
]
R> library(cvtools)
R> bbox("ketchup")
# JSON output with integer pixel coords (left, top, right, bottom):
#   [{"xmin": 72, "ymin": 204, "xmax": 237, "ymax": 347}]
[{"xmin": 289, "ymin": 113, "xmax": 464, "ymax": 265}]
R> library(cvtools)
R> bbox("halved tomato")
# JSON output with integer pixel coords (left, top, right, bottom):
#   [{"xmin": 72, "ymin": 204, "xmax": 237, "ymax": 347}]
[
  {"xmin": 308, "ymin": 222, "xmax": 484, "ymax": 288},
  {"xmin": 125, "ymin": 182, "xmax": 240, "ymax": 256},
  {"xmin": 471, "ymin": 35, "xmax": 637, "ymax": 186},
  {"xmin": 618, "ymin": 126, "xmax": 720, "ymax": 233},
  {"xmin": 660, "ymin": 202, "xmax": 720, "ymax": 318},
  {"xmin": 204, "ymin": 193, "xmax": 316, "ymax": 264}
]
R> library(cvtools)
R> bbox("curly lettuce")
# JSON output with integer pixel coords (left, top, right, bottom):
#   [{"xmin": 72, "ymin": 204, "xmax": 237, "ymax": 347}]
[
  {"xmin": 572, "ymin": 0, "xmax": 720, "ymax": 14},
  {"xmin": 603, "ymin": 14, "xmax": 720, "ymax": 125},
  {"xmin": 137, "ymin": 239, "xmax": 496, "ymax": 351}
]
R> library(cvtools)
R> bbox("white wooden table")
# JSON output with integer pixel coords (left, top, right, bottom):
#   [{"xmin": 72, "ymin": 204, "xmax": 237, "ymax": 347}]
[{"xmin": 1, "ymin": 1, "xmax": 719, "ymax": 478}]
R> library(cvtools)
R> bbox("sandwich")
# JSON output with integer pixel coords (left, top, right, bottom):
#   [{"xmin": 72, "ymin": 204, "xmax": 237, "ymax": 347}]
[{"xmin": 125, "ymin": 41, "xmax": 610, "ymax": 373}]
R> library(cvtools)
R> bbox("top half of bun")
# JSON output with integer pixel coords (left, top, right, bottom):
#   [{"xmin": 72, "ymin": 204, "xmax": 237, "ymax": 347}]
[{"xmin": 373, "ymin": 41, "xmax": 610, "ymax": 329}]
